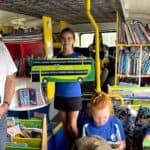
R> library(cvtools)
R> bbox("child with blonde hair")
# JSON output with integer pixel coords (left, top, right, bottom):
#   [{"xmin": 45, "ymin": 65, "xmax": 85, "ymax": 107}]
[
  {"xmin": 82, "ymin": 92, "xmax": 126, "ymax": 150},
  {"xmin": 71, "ymin": 135, "xmax": 112, "ymax": 150}
]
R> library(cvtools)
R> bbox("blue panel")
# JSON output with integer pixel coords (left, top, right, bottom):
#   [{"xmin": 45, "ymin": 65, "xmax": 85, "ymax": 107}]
[{"xmin": 48, "ymin": 127, "xmax": 66, "ymax": 150}]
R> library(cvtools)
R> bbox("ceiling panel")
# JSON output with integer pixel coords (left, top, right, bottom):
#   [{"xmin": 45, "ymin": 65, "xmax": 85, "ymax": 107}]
[{"xmin": 0, "ymin": 0, "xmax": 123, "ymax": 24}]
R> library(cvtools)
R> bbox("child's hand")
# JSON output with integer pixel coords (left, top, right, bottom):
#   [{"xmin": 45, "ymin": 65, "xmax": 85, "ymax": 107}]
[
  {"xmin": 78, "ymin": 55, "xmax": 86, "ymax": 58},
  {"xmin": 117, "ymin": 141, "xmax": 126, "ymax": 150}
]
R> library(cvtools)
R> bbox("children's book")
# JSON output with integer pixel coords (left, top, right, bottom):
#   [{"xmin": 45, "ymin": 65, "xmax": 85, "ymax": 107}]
[
  {"xmin": 142, "ymin": 60, "xmax": 150, "ymax": 74},
  {"xmin": 118, "ymin": 50, "xmax": 124, "ymax": 73},
  {"xmin": 139, "ymin": 22, "xmax": 150, "ymax": 43},
  {"xmin": 127, "ymin": 21, "xmax": 136, "ymax": 44},
  {"xmin": 124, "ymin": 49, "xmax": 130, "ymax": 74},
  {"xmin": 18, "ymin": 89, "xmax": 30, "ymax": 106},
  {"xmin": 18, "ymin": 88, "xmax": 37, "ymax": 107},
  {"xmin": 29, "ymin": 88, "xmax": 37, "ymax": 105},
  {"xmin": 130, "ymin": 22, "xmax": 141, "ymax": 44},
  {"xmin": 124, "ymin": 23, "xmax": 133, "ymax": 44},
  {"xmin": 134, "ymin": 21, "xmax": 147, "ymax": 44}
]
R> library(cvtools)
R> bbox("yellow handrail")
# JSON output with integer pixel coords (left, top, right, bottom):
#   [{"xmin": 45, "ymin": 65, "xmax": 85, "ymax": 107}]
[
  {"xmin": 107, "ymin": 93, "xmax": 125, "ymax": 105},
  {"xmin": 85, "ymin": 0, "xmax": 101, "ymax": 93}
]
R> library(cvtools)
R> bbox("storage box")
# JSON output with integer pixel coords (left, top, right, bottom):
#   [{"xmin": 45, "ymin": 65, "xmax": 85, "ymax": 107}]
[
  {"xmin": 6, "ymin": 119, "xmax": 43, "ymax": 149},
  {"xmin": 6, "ymin": 146, "xmax": 40, "ymax": 150}
]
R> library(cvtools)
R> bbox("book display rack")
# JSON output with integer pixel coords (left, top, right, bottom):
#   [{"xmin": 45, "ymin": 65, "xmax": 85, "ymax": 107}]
[
  {"xmin": 4, "ymin": 40, "xmax": 49, "ymax": 112},
  {"xmin": 115, "ymin": 12, "xmax": 150, "ymax": 86}
]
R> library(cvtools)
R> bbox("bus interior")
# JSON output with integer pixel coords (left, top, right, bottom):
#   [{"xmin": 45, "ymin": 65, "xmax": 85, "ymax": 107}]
[{"xmin": 0, "ymin": 0, "xmax": 150, "ymax": 150}]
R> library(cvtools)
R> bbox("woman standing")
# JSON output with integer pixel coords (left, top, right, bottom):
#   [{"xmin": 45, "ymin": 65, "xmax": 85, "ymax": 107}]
[{"xmin": 54, "ymin": 28, "xmax": 83, "ymax": 147}]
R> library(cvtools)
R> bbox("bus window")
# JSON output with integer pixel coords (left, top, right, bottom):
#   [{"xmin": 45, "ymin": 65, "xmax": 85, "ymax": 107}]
[
  {"xmin": 102, "ymin": 32, "xmax": 116, "ymax": 47},
  {"xmin": 80, "ymin": 33, "xmax": 94, "ymax": 47}
]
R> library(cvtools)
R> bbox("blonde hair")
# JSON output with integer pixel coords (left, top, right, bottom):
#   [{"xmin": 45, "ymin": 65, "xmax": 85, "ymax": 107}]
[
  {"xmin": 71, "ymin": 135, "xmax": 112, "ymax": 150},
  {"xmin": 90, "ymin": 92, "xmax": 114, "ymax": 115}
]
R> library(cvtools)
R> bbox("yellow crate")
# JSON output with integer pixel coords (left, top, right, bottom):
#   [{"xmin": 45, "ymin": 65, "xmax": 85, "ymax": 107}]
[
  {"xmin": 12, "ymin": 119, "xmax": 42, "ymax": 148},
  {"xmin": 13, "ymin": 136, "xmax": 41, "ymax": 148}
]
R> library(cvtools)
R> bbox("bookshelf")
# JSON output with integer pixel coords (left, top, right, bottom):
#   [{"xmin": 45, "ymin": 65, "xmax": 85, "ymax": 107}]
[
  {"xmin": 115, "ymin": 12, "xmax": 150, "ymax": 86},
  {"xmin": 5, "ymin": 40, "xmax": 44, "ymax": 77},
  {"xmin": 4, "ymin": 40, "xmax": 50, "ymax": 113},
  {"xmin": 9, "ymin": 78, "xmax": 49, "ymax": 111}
]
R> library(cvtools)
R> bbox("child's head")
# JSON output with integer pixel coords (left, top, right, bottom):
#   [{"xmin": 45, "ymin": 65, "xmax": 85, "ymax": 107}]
[
  {"xmin": 90, "ymin": 92, "xmax": 114, "ymax": 126},
  {"xmin": 60, "ymin": 27, "xmax": 75, "ymax": 49},
  {"xmin": 71, "ymin": 135, "xmax": 112, "ymax": 150}
]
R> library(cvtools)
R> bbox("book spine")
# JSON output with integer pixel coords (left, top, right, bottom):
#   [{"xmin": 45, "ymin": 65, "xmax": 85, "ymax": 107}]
[
  {"xmin": 124, "ymin": 23, "xmax": 133, "ymax": 44},
  {"xmin": 29, "ymin": 88, "xmax": 37, "ymax": 105},
  {"xmin": 130, "ymin": 23, "xmax": 141, "ymax": 44},
  {"xmin": 139, "ymin": 22, "xmax": 150, "ymax": 43},
  {"xmin": 142, "ymin": 60, "xmax": 150, "ymax": 74},
  {"xmin": 127, "ymin": 22, "xmax": 136, "ymax": 44},
  {"xmin": 118, "ymin": 51, "xmax": 124, "ymax": 73},
  {"xmin": 124, "ymin": 49, "xmax": 130, "ymax": 74},
  {"xmin": 134, "ymin": 21, "xmax": 147, "ymax": 44}
]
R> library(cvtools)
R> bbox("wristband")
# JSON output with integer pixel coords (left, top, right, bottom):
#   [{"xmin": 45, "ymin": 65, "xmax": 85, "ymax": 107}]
[{"xmin": 3, "ymin": 101, "xmax": 10, "ymax": 106}]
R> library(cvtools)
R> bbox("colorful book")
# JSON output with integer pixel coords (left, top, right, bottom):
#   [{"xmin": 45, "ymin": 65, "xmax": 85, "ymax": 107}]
[
  {"xmin": 127, "ymin": 22, "xmax": 136, "ymax": 44},
  {"xmin": 124, "ymin": 23, "xmax": 133, "ymax": 44},
  {"xmin": 18, "ymin": 88, "xmax": 37, "ymax": 107},
  {"xmin": 134, "ymin": 21, "xmax": 147, "ymax": 44},
  {"xmin": 29, "ymin": 88, "xmax": 37, "ymax": 105},
  {"xmin": 139, "ymin": 22, "xmax": 150, "ymax": 43},
  {"xmin": 118, "ymin": 50, "xmax": 124, "ymax": 73},
  {"xmin": 124, "ymin": 49, "xmax": 130, "ymax": 74},
  {"xmin": 130, "ymin": 22, "xmax": 141, "ymax": 44},
  {"xmin": 142, "ymin": 60, "xmax": 150, "ymax": 74}
]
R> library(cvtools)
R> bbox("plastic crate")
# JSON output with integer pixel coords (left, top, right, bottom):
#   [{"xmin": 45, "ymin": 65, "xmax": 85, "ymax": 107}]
[
  {"xmin": 7, "ymin": 119, "xmax": 43, "ymax": 149},
  {"xmin": 6, "ymin": 146, "xmax": 40, "ymax": 150},
  {"xmin": 13, "ymin": 136, "xmax": 41, "ymax": 148}
]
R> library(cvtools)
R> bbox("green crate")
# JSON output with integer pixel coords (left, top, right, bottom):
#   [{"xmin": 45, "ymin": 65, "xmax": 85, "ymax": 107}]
[
  {"xmin": 6, "ymin": 146, "xmax": 40, "ymax": 150},
  {"xmin": 13, "ymin": 136, "xmax": 41, "ymax": 148},
  {"xmin": 7, "ymin": 119, "xmax": 43, "ymax": 149},
  {"xmin": 15, "ymin": 119, "xmax": 43, "ymax": 128}
]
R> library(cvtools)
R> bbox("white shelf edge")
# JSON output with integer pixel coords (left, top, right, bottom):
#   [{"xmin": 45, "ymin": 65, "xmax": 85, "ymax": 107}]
[{"xmin": 9, "ymin": 101, "xmax": 50, "ymax": 111}]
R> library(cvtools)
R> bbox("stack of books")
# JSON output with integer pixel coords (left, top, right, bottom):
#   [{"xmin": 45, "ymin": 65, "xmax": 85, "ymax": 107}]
[{"xmin": 18, "ymin": 88, "xmax": 37, "ymax": 107}]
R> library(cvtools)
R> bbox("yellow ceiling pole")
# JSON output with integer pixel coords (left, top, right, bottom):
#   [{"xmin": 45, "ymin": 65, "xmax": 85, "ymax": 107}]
[
  {"xmin": 85, "ymin": 0, "xmax": 101, "ymax": 93},
  {"xmin": 60, "ymin": 20, "xmax": 68, "ymax": 31},
  {"xmin": 42, "ymin": 16, "xmax": 55, "ymax": 100},
  {"xmin": 42, "ymin": 16, "xmax": 53, "ymax": 58}
]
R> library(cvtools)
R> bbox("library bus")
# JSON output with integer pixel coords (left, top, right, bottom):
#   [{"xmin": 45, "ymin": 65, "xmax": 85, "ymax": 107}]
[{"xmin": 0, "ymin": 0, "xmax": 150, "ymax": 150}]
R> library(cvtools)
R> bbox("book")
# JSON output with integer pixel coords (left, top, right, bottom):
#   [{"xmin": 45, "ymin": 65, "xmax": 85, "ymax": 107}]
[
  {"xmin": 124, "ymin": 49, "xmax": 130, "ymax": 74},
  {"xmin": 18, "ymin": 88, "xmax": 37, "ymax": 107},
  {"xmin": 127, "ymin": 22, "xmax": 136, "ymax": 44},
  {"xmin": 6, "ymin": 142, "xmax": 28, "ymax": 147},
  {"xmin": 18, "ymin": 89, "xmax": 29, "ymax": 106},
  {"xmin": 134, "ymin": 21, "xmax": 147, "ymax": 44},
  {"xmin": 29, "ymin": 88, "xmax": 37, "ymax": 105},
  {"xmin": 142, "ymin": 60, "xmax": 150, "ymax": 74},
  {"xmin": 118, "ymin": 50, "xmax": 124, "ymax": 73},
  {"xmin": 139, "ymin": 22, "xmax": 150, "ymax": 43},
  {"xmin": 124, "ymin": 23, "xmax": 133, "ymax": 44},
  {"xmin": 130, "ymin": 22, "xmax": 141, "ymax": 44},
  {"xmin": 7, "ymin": 124, "xmax": 23, "ymax": 137}
]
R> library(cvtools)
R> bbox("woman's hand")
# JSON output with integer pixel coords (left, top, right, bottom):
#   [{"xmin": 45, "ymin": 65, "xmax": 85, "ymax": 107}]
[{"xmin": 0, "ymin": 104, "xmax": 8, "ymax": 117}]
